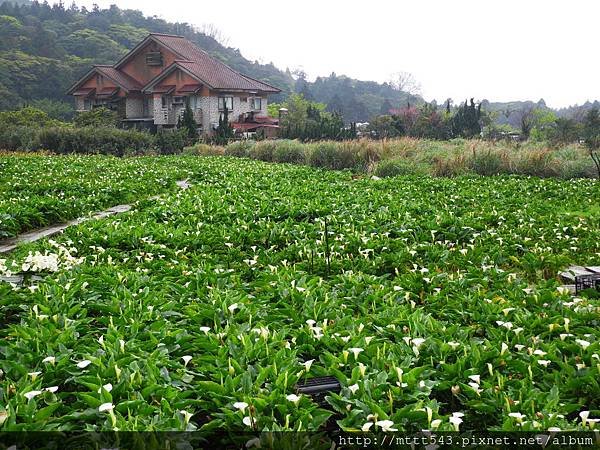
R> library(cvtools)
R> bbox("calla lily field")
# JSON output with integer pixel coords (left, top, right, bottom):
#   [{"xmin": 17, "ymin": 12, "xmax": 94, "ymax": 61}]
[{"xmin": 0, "ymin": 154, "xmax": 599, "ymax": 435}]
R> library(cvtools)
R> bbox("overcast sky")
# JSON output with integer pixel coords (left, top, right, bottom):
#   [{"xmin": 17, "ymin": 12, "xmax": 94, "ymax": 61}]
[{"xmin": 72, "ymin": 0, "xmax": 598, "ymax": 108}]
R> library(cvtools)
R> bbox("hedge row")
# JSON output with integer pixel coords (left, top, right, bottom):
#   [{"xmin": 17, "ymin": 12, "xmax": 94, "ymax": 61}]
[
  {"xmin": 0, "ymin": 125, "xmax": 188, "ymax": 156},
  {"xmin": 215, "ymin": 138, "xmax": 598, "ymax": 179}
]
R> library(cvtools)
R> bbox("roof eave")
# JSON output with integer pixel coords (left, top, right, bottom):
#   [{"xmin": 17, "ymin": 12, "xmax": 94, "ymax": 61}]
[
  {"xmin": 66, "ymin": 67, "xmax": 97, "ymax": 95},
  {"xmin": 142, "ymin": 62, "xmax": 215, "ymax": 93}
]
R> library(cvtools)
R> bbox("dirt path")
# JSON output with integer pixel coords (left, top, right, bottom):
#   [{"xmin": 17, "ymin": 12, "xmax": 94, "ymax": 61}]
[{"xmin": 0, "ymin": 179, "xmax": 191, "ymax": 254}]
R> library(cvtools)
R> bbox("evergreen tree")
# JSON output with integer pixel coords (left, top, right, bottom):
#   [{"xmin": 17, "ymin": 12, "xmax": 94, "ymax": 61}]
[
  {"xmin": 214, "ymin": 107, "xmax": 233, "ymax": 145},
  {"xmin": 583, "ymin": 107, "xmax": 600, "ymax": 179},
  {"xmin": 451, "ymin": 98, "xmax": 482, "ymax": 138},
  {"xmin": 180, "ymin": 100, "xmax": 197, "ymax": 138}
]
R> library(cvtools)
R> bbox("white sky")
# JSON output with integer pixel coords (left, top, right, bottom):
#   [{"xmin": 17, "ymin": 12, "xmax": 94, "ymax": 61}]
[{"xmin": 70, "ymin": 0, "xmax": 599, "ymax": 108}]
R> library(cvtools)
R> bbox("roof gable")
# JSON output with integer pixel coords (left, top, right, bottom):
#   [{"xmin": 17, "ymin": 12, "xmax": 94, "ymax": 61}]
[
  {"xmin": 142, "ymin": 34, "xmax": 280, "ymax": 93},
  {"xmin": 66, "ymin": 65, "xmax": 142, "ymax": 95},
  {"xmin": 68, "ymin": 33, "xmax": 281, "ymax": 96}
]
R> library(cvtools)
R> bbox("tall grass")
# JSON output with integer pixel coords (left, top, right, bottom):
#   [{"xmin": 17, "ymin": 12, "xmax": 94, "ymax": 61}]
[{"xmin": 214, "ymin": 138, "xmax": 596, "ymax": 179}]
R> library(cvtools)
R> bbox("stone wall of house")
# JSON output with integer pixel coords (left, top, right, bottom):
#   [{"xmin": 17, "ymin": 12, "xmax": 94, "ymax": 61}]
[
  {"xmin": 150, "ymin": 94, "xmax": 269, "ymax": 134},
  {"xmin": 194, "ymin": 95, "xmax": 269, "ymax": 136},
  {"xmin": 153, "ymin": 96, "xmax": 166, "ymax": 125},
  {"xmin": 125, "ymin": 97, "xmax": 144, "ymax": 118},
  {"xmin": 75, "ymin": 97, "xmax": 85, "ymax": 111}
]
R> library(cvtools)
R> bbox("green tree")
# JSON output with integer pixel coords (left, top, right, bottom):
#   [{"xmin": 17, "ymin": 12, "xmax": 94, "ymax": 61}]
[
  {"xmin": 74, "ymin": 107, "xmax": 119, "ymax": 128},
  {"xmin": 451, "ymin": 98, "xmax": 482, "ymax": 138},
  {"xmin": 180, "ymin": 101, "xmax": 197, "ymax": 139},
  {"xmin": 0, "ymin": 106, "xmax": 65, "ymax": 127},
  {"xmin": 529, "ymin": 109, "xmax": 558, "ymax": 142},
  {"xmin": 582, "ymin": 108, "xmax": 600, "ymax": 179},
  {"xmin": 214, "ymin": 107, "xmax": 233, "ymax": 145},
  {"xmin": 368, "ymin": 114, "xmax": 401, "ymax": 139}
]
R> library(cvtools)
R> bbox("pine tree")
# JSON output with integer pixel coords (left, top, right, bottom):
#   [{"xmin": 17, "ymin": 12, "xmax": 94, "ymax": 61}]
[
  {"xmin": 214, "ymin": 107, "xmax": 233, "ymax": 145},
  {"xmin": 583, "ymin": 107, "xmax": 600, "ymax": 179},
  {"xmin": 180, "ymin": 100, "xmax": 197, "ymax": 138}
]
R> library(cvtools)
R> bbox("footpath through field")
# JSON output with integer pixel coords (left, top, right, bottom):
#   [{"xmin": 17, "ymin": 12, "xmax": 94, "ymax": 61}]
[{"xmin": 0, "ymin": 179, "xmax": 190, "ymax": 254}]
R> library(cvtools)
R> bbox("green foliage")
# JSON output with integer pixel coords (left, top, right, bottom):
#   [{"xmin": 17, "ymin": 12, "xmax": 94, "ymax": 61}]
[
  {"xmin": 183, "ymin": 142, "xmax": 225, "ymax": 156},
  {"xmin": 28, "ymin": 99, "xmax": 75, "ymax": 121},
  {"xmin": 367, "ymin": 115, "xmax": 401, "ymax": 139},
  {"xmin": 0, "ymin": 106, "xmax": 65, "ymax": 128},
  {"xmin": 306, "ymin": 141, "xmax": 361, "ymax": 170},
  {"xmin": 0, "ymin": 1, "xmax": 290, "ymax": 111},
  {"xmin": 451, "ymin": 98, "xmax": 483, "ymax": 138},
  {"xmin": 1, "ymin": 156, "xmax": 599, "ymax": 435},
  {"xmin": 179, "ymin": 101, "xmax": 198, "ymax": 139},
  {"xmin": 213, "ymin": 108, "xmax": 234, "ymax": 145},
  {"xmin": 73, "ymin": 107, "xmax": 119, "ymax": 128},
  {"xmin": 272, "ymin": 139, "xmax": 306, "ymax": 164},
  {"xmin": 219, "ymin": 137, "xmax": 597, "ymax": 179},
  {"xmin": 248, "ymin": 140, "xmax": 277, "ymax": 162},
  {"xmin": 529, "ymin": 109, "xmax": 558, "ymax": 142},
  {"xmin": 36, "ymin": 126, "xmax": 154, "ymax": 156},
  {"xmin": 374, "ymin": 158, "xmax": 429, "ymax": 177},
  {"xmin": 59, "ymin": 29, "xmax": 127, "ymax": 63},
  {"xmin": 0, "ymin": 154, "xmax": 194, "ymax": 237},
  {"xmin": 224, "ymin": 140, "xmax": 254, "ymax": 157},
  {"xmin": 154, "ymin": 129, "xmax": 188, "ymax": 155},
  {"xmin": 582, "ymin": 108, "xmax": 600, "ymax": 178},
  {"xmin": 278, "ymin": 94, "xmax": 356, "ymax": 141}
]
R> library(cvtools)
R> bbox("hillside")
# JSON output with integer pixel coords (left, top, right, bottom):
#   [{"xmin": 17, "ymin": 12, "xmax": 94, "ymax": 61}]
[
  {"xmin": 480, "ymin": 99, "xmax": 600, "ymax": 129},
  {"xmin": 0, "ymin": 0, "xmax": 420, "ymax": 122}
]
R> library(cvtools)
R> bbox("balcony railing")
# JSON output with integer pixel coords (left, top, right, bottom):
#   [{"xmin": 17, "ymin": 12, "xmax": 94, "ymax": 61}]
[{"xmin": 155, "ymin": 107, "xmax": 202, "ymax": 126}]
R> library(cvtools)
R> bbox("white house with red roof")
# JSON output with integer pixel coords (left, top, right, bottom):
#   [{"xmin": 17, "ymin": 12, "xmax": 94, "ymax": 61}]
[{"xmin": 67, "ymin": 33, "xmax": 281, "ymax": 136}]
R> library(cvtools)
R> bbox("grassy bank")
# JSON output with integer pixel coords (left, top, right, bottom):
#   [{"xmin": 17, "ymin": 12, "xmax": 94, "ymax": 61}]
[{"xmin": 185, "ymin": 138, "xmax": 598, "ymax": 179}]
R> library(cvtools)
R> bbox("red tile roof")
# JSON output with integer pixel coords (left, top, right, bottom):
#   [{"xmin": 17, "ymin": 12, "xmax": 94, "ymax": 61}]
[
  {"xmin": 150, "ymin": 34, "xmax": 280, "ymax": 92},
  {"xmin": 177, "ymin": 84, "xmax": 203, "ymax": 94},
  {"xmin": 69, "ymin": 34, "xmax": 281, "ymax": 96},
  {"xmin": 152, "ymin": 85, "xmax": 176, "ymax": 94},
  {"xmin": 94, "ymin": 66, "xmax": 142, "ymax": 92},
  {"xmin": 72, "ymin": 87, "xmax": 95, "ymax": 97},
  {"xmin": 95, "ymin": 86, "xmax": 120, "ymax": 98}
]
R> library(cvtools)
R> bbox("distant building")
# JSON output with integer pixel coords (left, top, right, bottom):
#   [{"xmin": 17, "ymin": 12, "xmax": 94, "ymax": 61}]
[{"xmin": 67, "ymin": 33, "xmax": 281, "ymax": 136}]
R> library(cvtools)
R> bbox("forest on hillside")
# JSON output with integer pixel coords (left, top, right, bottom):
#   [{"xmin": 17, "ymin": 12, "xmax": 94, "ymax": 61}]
[
  {"xmin": 0, "ymin": 0, "xmax": 419, "ymax": 121},
  {"xmin": 0, "ymin": 0, "xmax": 598, "ymax": 124}
]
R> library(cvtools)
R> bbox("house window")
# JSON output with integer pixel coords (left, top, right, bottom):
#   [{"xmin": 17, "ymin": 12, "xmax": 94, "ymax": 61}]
[
  {"xmin": 218, "ymin": 96, "xmax": 233, "ymax": 111},
  {"xmin": 189, "ymin": 95, "xmax": 199, "ymax": 110},
  {"xmin": 143, "ymin": 98, "xmax": 151, "ymax": 117},
  {"xmin": 172, "ymin": 96, "xmax": 185, "ymax": 105},
  {"xmin": 146, "ymin": 52, "xmax": 163, "ymax": 66},
  {"xmin": 83, "ymin": 98, "xmax": 91, "ymax": 110},
  {"xmin": 161, "ymin": 96, "xmax": 168, "ymax": 108},
  {"xmin": 251, "ymin": 97, "xmax": 262, "ymax": 111}
]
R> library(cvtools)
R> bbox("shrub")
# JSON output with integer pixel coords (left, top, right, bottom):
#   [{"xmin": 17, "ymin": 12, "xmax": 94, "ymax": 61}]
[
  {"xmin": 154, "ymin": 129, "xmax": 187, "ymax": 155},
  {"xmin": 73, "ymin": 107, "xmax": 120, "ymax": 128},
  {"xmin": 272, "ymin": 140, "xmax": 306, "ymax": 164},
  {"xmin": 224, "ymin": 140, "xmax": 254, "ymax": 157},
  {"xmin": 350, "ymin": 139, "xmax": 384, "ymax": 171},
  {"xmin": 468, "ymin": 148, "xmax": 509, "ymax": 176},
  {"xmin": 512, "ymin": 148, "xmax": 559, "ymax": 178},
  {"xmin": 375, "ymin": 158, "xmax": 429, "ymax": 177},
  {"xmin": 431, "ymin": 154, "xmax": 471, "ymax": 177},
  {"xmin": 0, "ymin": 125, "xmax": 39, "ymax": 150},
  {"xmin": 0, "ymin": 107, "xmax": 66, "ymax": 128},
  {"xmin": 183, "ymin": 143, "xmax": 225, "ymax": 156},
  {"xmin": 249, "ymin": 140, "xmax": 277, "ymax": 162},
  {"xmin": 307, "ymin": 141, "xmax": 359, "ymax": 170},
  {"xmin": 37, "ymin": 127, "xmax": 154, "ymax": 156}
]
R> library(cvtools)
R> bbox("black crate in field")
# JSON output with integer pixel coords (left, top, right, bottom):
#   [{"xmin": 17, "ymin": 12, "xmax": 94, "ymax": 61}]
[
  {"xmin": 575, "ymin": 273, "xmax": 600, "ymax": 294},
  {"xmin": 295, "ymin": 376, "xmax": 341, "ymax": 405}
]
